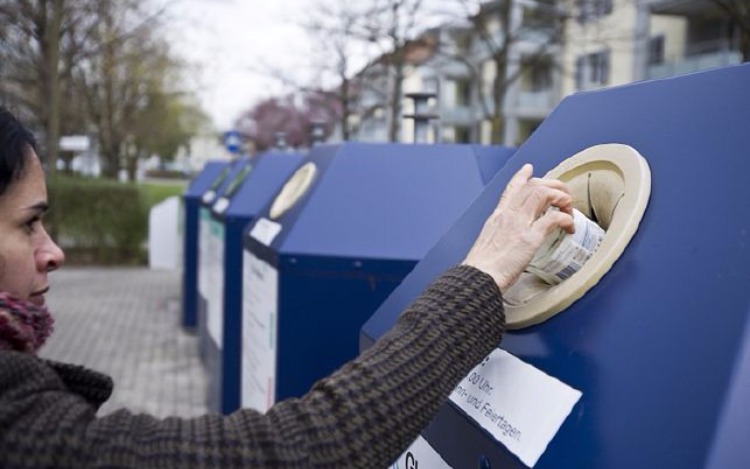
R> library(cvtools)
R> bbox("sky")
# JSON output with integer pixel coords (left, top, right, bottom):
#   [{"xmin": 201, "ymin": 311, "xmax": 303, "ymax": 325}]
[
  {"xmin": 166, "ymin": 0, "xmax": 315, "ymax": 131},
  {"xmin": 165, "ymin": 0, "xmax": 465, "ymax": 132}
]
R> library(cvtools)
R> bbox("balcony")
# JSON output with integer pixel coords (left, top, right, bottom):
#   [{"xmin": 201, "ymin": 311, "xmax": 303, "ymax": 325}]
[
  {"xmin": 440, "ymin": 106, "xmax": 477, "ymax": 126},
  {"xmin": 647, "ymin": 0, "xmax": 714, "ymax": 15},
  {"xmin": 646, "ymin": 46, "xmax": 742, "ymax": 78},
  {"xmin": 510, "ymin": 89, "xmax": 558, "ymax": 118},
  {"xmin": 438, "ymin": 60, "xmax": 473, "ymax": 79}
]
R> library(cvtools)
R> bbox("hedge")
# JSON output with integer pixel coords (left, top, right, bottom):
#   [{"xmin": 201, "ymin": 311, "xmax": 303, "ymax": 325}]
[{"xmin": 46, "ymin": 176, "xmax": 151, "ymax": 265}]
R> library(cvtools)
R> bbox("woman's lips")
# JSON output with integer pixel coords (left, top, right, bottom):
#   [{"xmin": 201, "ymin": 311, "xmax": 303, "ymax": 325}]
[{"xmin": 29, "ymin": 287, "xmax": 49, "ymax": 307}]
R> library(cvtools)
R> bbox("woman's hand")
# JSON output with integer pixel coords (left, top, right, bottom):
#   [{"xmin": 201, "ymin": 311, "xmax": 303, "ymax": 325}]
[{"xmin": 462, "ymin": 164, "xmax": 575, "ymax": 291}]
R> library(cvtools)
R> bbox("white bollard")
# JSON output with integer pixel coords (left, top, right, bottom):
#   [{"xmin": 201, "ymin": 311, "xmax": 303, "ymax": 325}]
[{"xmin": 148, "ymin": 196, "xmax": 182, "ymax": 270}]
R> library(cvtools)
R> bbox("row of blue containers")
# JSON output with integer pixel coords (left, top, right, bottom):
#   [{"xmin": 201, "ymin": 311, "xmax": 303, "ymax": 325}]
[
  {"xmin": 182, "ymin": 63, "xmax": 750, "ymax": 468},
  {"xmin": 182, "ymin": 142, "xmax": 515, "ymax": 414}
]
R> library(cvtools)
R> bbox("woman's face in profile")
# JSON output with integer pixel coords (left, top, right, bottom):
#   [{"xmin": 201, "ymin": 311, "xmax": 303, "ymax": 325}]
[{"xmin": 0, "ymin": 150, "xmax": 64, "ymax": 304}]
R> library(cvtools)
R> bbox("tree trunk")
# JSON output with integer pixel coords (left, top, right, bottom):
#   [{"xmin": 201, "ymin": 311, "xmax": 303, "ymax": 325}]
[
  {"xmin": 388, "ymin": 58, "xmax": 404, "ymax": 142},
  {"xmin": 490, "ymin": 115, "xmax": 504, "ymax": 145},
  {"xmin": 491, "ymin": 55, "xmax": 508, "ymax": 145},
  {"xmin": 42, "ymin": 0, "xmax": 64, "ymax": 172},
  {"xmin": 101, "ymin": 2, "xmax": 120, "ymax": 179},
  {"xmin": 126, "ymin": 153, "xmax": 138, "ymax": 182},
  {"xmin": 341, "ymin": 78, "xmax": 350, "ymax": 140}
]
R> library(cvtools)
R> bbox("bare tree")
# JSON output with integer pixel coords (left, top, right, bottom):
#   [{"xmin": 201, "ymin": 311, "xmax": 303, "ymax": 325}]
[
  {"xmin": 360, "ymin": 0, "xmax": 429, "ymax": 141},
  {"xmin": 0, "ymin": 0, "xmax": 199, "ymax": 179},
  {"xmin": 257, "ymin": 0, "xmax": 383, "ymax": 142},
  {"xmin": 250, "ymin": 0, "xmax": 437, "ymax": 143},
  {"xmin": 73, "ymin": 0, "xmax": 190, "ymax": 179},
  {"xmin": 302, "ymin": 0, "xmax": 367, "ymax": 141},
  {"xmin": 437, "ymin": 0, "xmax": 565, "ymax": 144},
  {"xmin": 0, "ymin": 0, "xmax": 101, "ymax": 169}
]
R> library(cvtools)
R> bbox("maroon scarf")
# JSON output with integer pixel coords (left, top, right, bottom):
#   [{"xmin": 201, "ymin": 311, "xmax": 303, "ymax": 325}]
[{"xmin": 0, "ymin": 292, "xmax": 54, "ymax": 353}]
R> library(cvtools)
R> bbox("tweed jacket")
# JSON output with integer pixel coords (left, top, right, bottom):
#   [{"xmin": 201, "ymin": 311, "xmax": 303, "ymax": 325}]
[{"xmin": 0, "ymin": 265, "xmax": 505, "ymax": 469}]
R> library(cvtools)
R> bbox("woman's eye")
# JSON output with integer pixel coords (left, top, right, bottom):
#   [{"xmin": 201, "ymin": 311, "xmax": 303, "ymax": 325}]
[{"xmin": 25, "ymin": 217, "xmax": 41, "ymax": 233}]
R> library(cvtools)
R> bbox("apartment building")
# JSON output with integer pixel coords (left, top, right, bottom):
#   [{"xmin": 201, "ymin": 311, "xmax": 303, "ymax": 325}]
[
  {"xmin": 644, "ymin": 0, "xmax": 743, "ymax": 79},
  {"xmin": 346, "ymin": 36, "xmax": 437, "ymax": 143},
  {"xmin": 415, "ymin": 0, "xmax": 564, "ymax": 146},
  {"xmin": 561, "ymin": 0, "xmax": 743, "ymax": 95},
  {"xmin": 345, "ymin": 0, "xmax": 744, "ymax": 145},
  {"xmin": 347, "ymin": 0, "xmax": 562, "ymax": 146}
]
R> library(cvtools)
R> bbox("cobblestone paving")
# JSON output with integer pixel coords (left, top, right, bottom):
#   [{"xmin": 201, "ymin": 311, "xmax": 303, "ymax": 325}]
[{"xmin": 39, "ymin": 267, "xmax": 209, "ymax": 418}]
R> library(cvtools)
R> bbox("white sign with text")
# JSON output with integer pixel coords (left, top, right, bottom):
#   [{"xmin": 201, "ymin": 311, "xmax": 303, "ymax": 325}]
[
  {"xmin": 206, "ymin": 220, "xmax": 224, "ymax": 347},
  {"xmin": 241, "ymin": 251, "xmax": 279, "ymax": 412},
  {"xmin": 249, "ymin": 217, "xmax": 282, "ymax": 246},
  {"xmin": 197, "ymin": 209, "xmax": 211, "ymax": 298},
  {"xmin": 449, "ymin": 348, "xmax": 582, "ymax": 467}
]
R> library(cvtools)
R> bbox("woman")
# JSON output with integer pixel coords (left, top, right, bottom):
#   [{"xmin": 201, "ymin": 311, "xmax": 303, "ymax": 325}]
[{"xmin": 0, "ymin": 107, "xmax": 573, "ymax": 468}]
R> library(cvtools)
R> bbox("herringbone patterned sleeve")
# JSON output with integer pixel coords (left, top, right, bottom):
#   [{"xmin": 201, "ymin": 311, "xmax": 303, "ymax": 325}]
[{"xmin": 0, "ymin": 265, "xmax": 504, "ymax": 469}]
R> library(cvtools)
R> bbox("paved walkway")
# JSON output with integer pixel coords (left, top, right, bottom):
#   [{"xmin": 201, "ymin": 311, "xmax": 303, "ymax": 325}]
[{"xmin": 38, "ymin": 267, "xmax": 209, "ymax": 418}]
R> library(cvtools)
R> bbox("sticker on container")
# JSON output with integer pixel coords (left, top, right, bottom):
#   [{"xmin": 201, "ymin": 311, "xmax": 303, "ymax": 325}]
[
  {"xmin": 201, "ymin": 189, "xmax": 217, "ymax": 204},
  {"xmin": 212, "ymin": 197, "xmax": 230, "ymax": 215},
  {"xmin": 250, "ymin": 218, "xmax": 283, "ymax": 246},
  {"xmin": 390, "ymin": 436, "xmax": 452, "ymax": 469},
  {"xmin": 449, "ymin": 348, "xmax": 582, "ymax": 467}
]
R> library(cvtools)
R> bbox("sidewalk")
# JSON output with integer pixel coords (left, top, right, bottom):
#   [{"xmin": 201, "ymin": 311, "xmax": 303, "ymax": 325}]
[{"xmin": 38, "ymin": 267, "xmax": 209, "ymax": 418}]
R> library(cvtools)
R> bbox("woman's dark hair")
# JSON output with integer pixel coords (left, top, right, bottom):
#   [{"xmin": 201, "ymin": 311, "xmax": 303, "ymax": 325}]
[{"xmin": 0, "ymin": 107, "xmax": 38, "ymax": 196}]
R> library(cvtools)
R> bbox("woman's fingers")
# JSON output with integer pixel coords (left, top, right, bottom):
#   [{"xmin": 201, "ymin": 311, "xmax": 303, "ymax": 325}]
[
  {"xmin": 496, "ymin": 164, "xmax": 533, "ymax": 211},
  {"xmin": 499, "ymin": 167, "xmax": 572, "ymax": 218},
  {"xmin": 535, "ymin": 208, "xmax": 575, "ymax": 236},
  {"xmin": 531, "ymin": 179, "xmax": 574, "ymax": 214},
  {"xmin": 529, "ymin": 176, "xmax": 571, "ymax": 193},
  {"xmin": 520, "ymin": 185, "xmax": 573, "ymax": 220},
  {"xmin": 463, "ymin": 163, "xmax": 576, "ymax": 291}
]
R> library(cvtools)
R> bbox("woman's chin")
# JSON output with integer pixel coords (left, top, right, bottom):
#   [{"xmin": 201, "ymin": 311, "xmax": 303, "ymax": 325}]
[{"xmin": 29, "ymin": 295, "xmax": 45, "ymax": 307}]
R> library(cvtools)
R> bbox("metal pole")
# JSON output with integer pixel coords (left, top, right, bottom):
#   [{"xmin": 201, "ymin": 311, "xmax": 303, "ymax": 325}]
[{"xmin": 403, "ymin": 92, "xmax": 438, "ymax": 144}]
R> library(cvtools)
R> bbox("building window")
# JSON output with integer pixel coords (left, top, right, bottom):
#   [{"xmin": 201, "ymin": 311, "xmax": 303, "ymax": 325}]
[
  {"xmin": 687, "ymin": 17, "xmax": 736, "ymax": 56},
  {"xmin": 523, "ymin": 58, "xmax": 553, "ymax": 92},
  {"xmin": 575, "ymin": 50, "xmax": 610, "ymax": 90},
  {"xmin": 423, "ymin": 78, "xmax": 439, "ymax": 95},
  {"xmin": 576, "ymin": 0, "xmax": 612, "ymax": 24},
  {"xmin": 522, "ymin": 4, "xmax": 547, "ymax": 29},
  {"xmin": 454, "ymin": 126, "xmax": 472, "ymax": 143},
  {"xmin": 454, "ymin": 33, "xmax": 471, "ymax": 55},
  {"xmin": 648, "ymin": 35, "xmax": 665, "ymax": 65},
  {"xmin": 455, "ymin": 79, "xmax": 472, "ymax": 107}
]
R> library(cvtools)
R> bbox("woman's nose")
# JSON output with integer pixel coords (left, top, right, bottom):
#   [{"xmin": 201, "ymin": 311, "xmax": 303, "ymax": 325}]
[{"xmin": 38, "ymin": 228, "xmax": 65, "ymax": 272}]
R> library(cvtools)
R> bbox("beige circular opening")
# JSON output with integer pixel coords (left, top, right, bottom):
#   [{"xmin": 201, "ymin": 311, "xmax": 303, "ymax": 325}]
[
  {"xmin": 504, "ymin": 144, "xmax": 651, "ymax": 329},
  {"xmin": 269, "ymin": 162, "xmax": 317, "ymax": 220}
]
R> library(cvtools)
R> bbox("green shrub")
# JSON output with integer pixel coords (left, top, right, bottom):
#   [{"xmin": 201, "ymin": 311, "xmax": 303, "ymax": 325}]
[
  {"xmin": 47, "ymin": 176, "xmax": 149, "ymax": 265},
  {"xmin": 139, "ymin": 180, "xmax": 186, "ymax": 209},
  {"xmin": 144, "ymin": 169, "xmax": 189, "ymax": 180}
]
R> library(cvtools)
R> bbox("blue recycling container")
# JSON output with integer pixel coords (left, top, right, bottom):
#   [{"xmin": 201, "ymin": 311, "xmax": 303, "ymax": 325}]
[
  {"xmin": 203, "ymin": 150, "xmax": 304, "ymax": 414},
  {"xmin": 362, "ymin": 63, "xmax": 750, "ymax": 468},
  {"xmin": 197, "ymin": 158, "xmax": 251, "ymax": 362},
  {"xmin": 240, "ymin": 142, "xmax": 515, "ymax": 413},
  {"xmin": 181, "ymin": 160, "xmax": 231, "ymax": 329}
]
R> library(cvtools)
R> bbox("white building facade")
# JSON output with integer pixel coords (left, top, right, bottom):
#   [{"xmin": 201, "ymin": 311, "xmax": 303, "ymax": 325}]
[{"xmin": 343, "ymin": 0, "xmax": 744, "ymax": 146}]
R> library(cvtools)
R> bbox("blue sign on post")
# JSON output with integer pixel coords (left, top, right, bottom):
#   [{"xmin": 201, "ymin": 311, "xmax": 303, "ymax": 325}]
[{"xmin": 224, "ymin": 130, "xmax": 242, "ymax": 155}]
